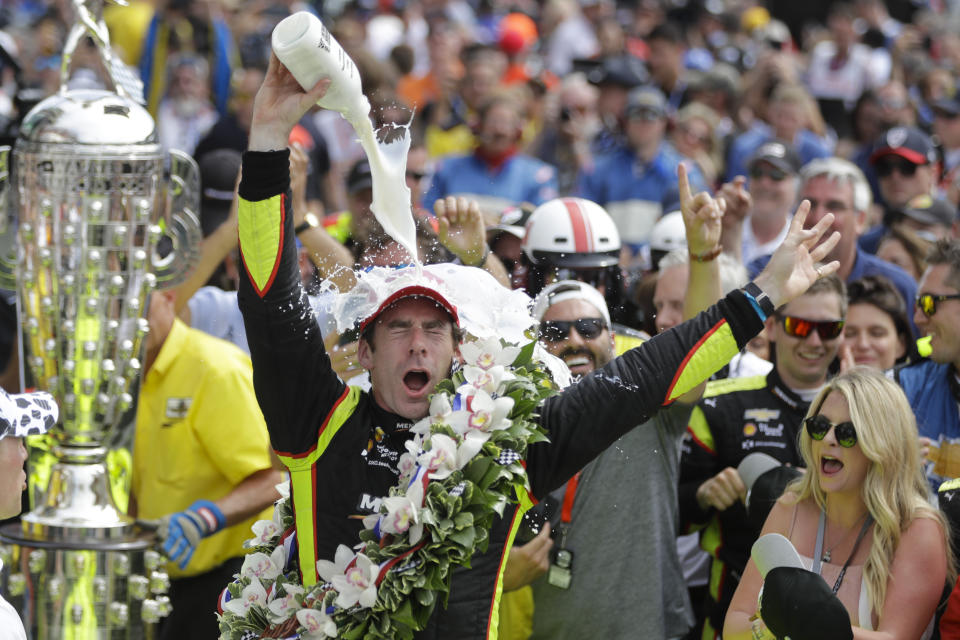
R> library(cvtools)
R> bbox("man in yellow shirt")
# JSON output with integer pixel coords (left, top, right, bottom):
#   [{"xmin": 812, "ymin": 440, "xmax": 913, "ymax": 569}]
[{"xmin": 132, "ymin": 290, "xmax": 282, "ymax": 640}]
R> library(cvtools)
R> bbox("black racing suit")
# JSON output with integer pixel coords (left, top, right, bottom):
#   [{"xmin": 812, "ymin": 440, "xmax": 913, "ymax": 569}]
[
  {"xmin": 678, "ymin": 368, "xmax": 808, "ymax": 640},
  {"xmin": 237, "ymin": 149, "xmax": 766, "ymax": 640}
]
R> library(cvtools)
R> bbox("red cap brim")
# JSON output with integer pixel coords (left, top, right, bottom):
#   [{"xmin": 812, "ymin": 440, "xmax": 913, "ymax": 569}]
[
  {"xmin": 357, "ymin": 285, "xmax": 460, "ymax": 334},
  {"xmin": 869, "ymin": 147, "xmax": 928, "ymax": 166}
]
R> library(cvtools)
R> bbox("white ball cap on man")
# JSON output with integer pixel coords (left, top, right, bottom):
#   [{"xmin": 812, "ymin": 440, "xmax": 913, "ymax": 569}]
[{"xmin": 532, "ymin": 280, "xmax": 611, "ymax": 326}]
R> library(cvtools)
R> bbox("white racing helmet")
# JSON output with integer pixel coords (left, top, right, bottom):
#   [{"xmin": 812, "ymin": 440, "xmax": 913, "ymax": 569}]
[{"xmin": 522, "ymin": 198, "xmax": 621, "ymax": 269}]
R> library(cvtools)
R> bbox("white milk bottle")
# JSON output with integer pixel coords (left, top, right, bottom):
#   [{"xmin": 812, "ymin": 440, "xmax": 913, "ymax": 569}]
[{"xmin": 272, "ymin": 12, "xmax": 420, "ymax": 267}]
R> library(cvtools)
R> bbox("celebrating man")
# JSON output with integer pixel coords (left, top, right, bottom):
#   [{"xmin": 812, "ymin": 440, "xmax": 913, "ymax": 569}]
[{"xmin": 234, "ymin": 54, "xmax": 840, "ymax": 639}]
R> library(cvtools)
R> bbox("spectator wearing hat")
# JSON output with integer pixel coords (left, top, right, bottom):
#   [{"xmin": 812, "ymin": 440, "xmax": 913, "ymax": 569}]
[
  {"xmin": 896, "ymin": 195, "xmax": 957, "ymax": 241},
  {"xmin": 0, "ymin": 388, "xmax": 57, "ymax": 639},
  {"xmin": 578, "ymin": 85, "xmax": 706, "ymax": 255},
  {"xmin": 585, "ymin": 54, "xmax": 649, "ymax": 156},
  {"xmin": 859, "ymin": 126, "xmax": 940, "ymax": 253},
  {"xmin": 721, "ymin": 141, "xmax": 803, "ymax": 266},
  {"xmin": 423, "ymin": 94, "xmax": 558, "ymax": 218}
]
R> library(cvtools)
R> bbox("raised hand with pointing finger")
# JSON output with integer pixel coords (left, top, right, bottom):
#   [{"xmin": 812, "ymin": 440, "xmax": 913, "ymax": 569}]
[{"xmin": 678, "ymin": 162, "xmax": 724, "ymax": 262}]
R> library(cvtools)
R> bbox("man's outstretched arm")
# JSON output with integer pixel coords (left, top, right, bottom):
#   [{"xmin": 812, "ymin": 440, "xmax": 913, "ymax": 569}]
[{"xmin": 527, "ymin": 199, "xmax": 840, "ymax": 496}]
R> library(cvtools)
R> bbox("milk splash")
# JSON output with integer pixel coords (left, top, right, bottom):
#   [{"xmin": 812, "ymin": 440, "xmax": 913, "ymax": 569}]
[{"xmin": 272, "ymin": 12, "xmax": 420, "ymax": 267}]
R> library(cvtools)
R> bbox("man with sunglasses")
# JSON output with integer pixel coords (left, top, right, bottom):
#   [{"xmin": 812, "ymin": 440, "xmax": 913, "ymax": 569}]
[
  {"xmin": 504, "ymin": 278, "xmax": 701, "ymax": 639},
  {"xmin": 722, "ymin": 141, "xmax": 802, "ymax": 266},
  {"xmin": 748, "ymin": 157, "xmax": 918, "ymax": 333},
  {"xmin": 858, "ymin": 126, "xmax": 940, "ymax": 253},
  {"xmin": 679, "ymin": 274, "xmax": 848, "ymax": 640},
  {"xmin": 578, "ymin": 85, "xmax": 706, "ymax": 256},
  {"xmin": 897, "ymin": 239, "xmax": 960, "ymax": 493}
]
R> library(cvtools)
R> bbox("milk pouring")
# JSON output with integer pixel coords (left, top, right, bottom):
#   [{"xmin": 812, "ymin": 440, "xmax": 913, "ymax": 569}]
[{"xmin": 272, "ymin": 12, "xmax": 420, "ymax": 266}]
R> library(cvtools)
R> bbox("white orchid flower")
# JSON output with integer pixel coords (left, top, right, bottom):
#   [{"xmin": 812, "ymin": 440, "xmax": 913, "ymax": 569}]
[
  {"xmin": 316, "ymin": 546, "xmax": 379, "ymax": 609},
  {"xmin": 266, "ymin": 583, "xmax": 304, "ymax": 622},
  {"xmin": 462, "ymin": 365, "xmax": 514, "ymax": 395},
  {"xmin": 419, "ymin": 433, "xmax": 487, "ymax": 480},
  {"xmin": 332, "ymin": 553, "xmax": 379, "ymax": 609},
  {"xmin": 448, "ymin": 389, "xmax": 514, "ymax": 436},
  {"xmin": 296, "ymin": 607, "xmax": 338, "ymax": 639},
  {"xmin": 223, "ymin": 578, "xmax": 267, "ymax": 617},
  {"xmin": 460, "ymin": 336, "xmax": 520, "ymax": 370},
  {"xmin": 250, "ymin": 519, "xmax": 281, "ymax": 546},
  {"xmin": 239, "ymin": 546, "xmax": 284, "ymax": 581}
]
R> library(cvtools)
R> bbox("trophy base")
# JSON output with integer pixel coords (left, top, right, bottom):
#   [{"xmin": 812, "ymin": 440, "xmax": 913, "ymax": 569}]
[{"xmin": 23, "ymin": 454, "xmax": 135, "ymax": 541}]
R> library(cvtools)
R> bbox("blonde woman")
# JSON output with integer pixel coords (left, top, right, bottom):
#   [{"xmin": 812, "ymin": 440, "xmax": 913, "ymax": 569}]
[{"xmin": 725, "ymin": 368, "xmax": 953, "ymax": 639}]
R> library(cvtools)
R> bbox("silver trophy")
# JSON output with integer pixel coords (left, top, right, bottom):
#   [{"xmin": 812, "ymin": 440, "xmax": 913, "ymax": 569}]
[{"xmin": 0, "ymin": 0, "xmax": 201, "ymax": 635}]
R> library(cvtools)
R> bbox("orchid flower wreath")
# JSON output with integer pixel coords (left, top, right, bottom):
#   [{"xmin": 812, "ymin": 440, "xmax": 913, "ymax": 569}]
[{"xmin": 218, "ymin": 334, "xmax": 562, "ymax": 640}]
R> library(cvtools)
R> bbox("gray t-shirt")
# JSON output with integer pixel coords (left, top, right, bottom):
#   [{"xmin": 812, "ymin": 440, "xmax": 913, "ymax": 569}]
[{"xmin": 530, "ymin": 402, "xmax": 695, "ymax": 639}]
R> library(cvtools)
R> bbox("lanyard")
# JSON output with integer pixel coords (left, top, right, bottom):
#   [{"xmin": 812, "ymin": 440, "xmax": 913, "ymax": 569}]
[
  {"xmin": 812, "ymin": 508, "xmax": 874, "ymax": 594},
  {"xmin": 560, "ymin": 472, "xmax": 581, "ymax": 525}
]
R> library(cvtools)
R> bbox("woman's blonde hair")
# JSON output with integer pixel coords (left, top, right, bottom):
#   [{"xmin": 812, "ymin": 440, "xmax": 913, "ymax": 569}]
[{"xmin": 790, "ymin": 367, "xmax": 954, "ymax": 616}]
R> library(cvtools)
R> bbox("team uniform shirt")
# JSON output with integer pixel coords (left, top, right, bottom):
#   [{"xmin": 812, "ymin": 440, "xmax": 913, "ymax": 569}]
[
  {"xmin": 133, "ymin": 319, "xmax": 274, "ymax": 579},
  {"xmin": 895, "ymin": 360, "xmax": 960, "ymax": 494},
  {"xmin": 422, "ymin": 152, "xmax": 558, "ymax": 217},
  {"xmin": 236, "ymin": 149, "xmax": 767, "ymax": 639},
  {"xmin": 577, "ymin": 142, "xmax": 706, "ymax": 247},
  {"xmin": 679, "ymin": 369, "xmax": 809, "ymax": 640}
]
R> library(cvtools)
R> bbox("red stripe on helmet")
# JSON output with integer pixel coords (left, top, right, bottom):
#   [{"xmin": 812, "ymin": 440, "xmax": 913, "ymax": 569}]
[{"xmin": 563, "ymin": 198, "xmax": 592, "ymax": 252}]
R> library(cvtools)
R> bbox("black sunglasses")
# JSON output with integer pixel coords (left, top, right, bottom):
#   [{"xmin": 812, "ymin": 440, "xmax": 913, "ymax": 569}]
[
  {"xmin": 916, "ymin": 292, "xmax": 960, "ymax": 317},
  {"xmin": 539, "ymin": 317, "xmax": 606, "ymax": 342},
  {"xmin": 805, "ymin": 414, "xmax": 858, "ymax": 448},
  {"xmin": 780, "ymin": 315, "xmax": 845, "ymax": 340},
  {"xmin": 875, "ymin": 158, "xmax": 919, "ymax": 178},
  {"xmin": 749, "ymin": 165, "xmax": 788, "ymax": 182}
]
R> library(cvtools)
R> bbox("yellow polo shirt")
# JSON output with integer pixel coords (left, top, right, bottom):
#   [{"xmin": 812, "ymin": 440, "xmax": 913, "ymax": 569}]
[{"xmin": 133, "ymin": 318, "xmax": 273, "ymax": 578}]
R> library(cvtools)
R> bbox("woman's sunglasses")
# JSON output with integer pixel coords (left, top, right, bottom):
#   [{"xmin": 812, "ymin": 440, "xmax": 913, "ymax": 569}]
[
  {"xmin": 779, "ymin": 315, "xmax": 845, "ymax": 340},
  {"xmin": 539, "ymin": 317, "xmax": 606, "ymax": 342},
  {"xmin": 805, "ymin": 414, "xmax": 858, "ymax": 448},
  {"xmin": 916, "ymin": 293, "xmax": 960, "ymax": 317}
]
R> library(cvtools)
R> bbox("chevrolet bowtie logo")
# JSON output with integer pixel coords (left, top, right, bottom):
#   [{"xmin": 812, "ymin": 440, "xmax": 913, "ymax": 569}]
[{"xmin": 743, "ymin": 408, "xmax": 780, "ymax": 422}]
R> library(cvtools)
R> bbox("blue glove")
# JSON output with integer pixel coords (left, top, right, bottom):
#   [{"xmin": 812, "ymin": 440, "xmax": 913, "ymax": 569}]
[{"xmin": 158, "ymin": 500, "xmax": 226, "ymax": 569}]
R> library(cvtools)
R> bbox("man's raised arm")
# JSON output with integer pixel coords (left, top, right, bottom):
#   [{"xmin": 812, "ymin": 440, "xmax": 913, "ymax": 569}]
[{"xmin": 236, "ymin": 56, "xmax": 348, "ymax": 457}]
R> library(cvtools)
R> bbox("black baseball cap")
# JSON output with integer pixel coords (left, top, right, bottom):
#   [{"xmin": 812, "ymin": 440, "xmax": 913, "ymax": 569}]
[
  {"xmin": 748, "ymin": 141, "xmax": 802, "ymax": 174},
  {"xmin": 586, "ymin": 55, "xmax": 648, "ymax": 89},
  {"xmin": 869, "ymin": 126, "xmax": 937, "ymax": 166},
  {"xmin": 898, "ymin": 194, "xmax": 957, "ymax": 227},
  {"xmin": 199, "ymin": 148, "xmax": 242, "ymax": 237},
  {"xmin": 347, "ymin": 159, "xmax": 373, "ymax": 195},
  {"xmin": 760, "ymin": 567, "xmax": 853, "ymax": 640}
]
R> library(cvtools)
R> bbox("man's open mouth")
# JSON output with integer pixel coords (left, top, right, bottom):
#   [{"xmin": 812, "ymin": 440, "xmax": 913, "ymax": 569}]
[{"xmin": 403, "ymin": 369, "xmax": 430, "ymax": 394}]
